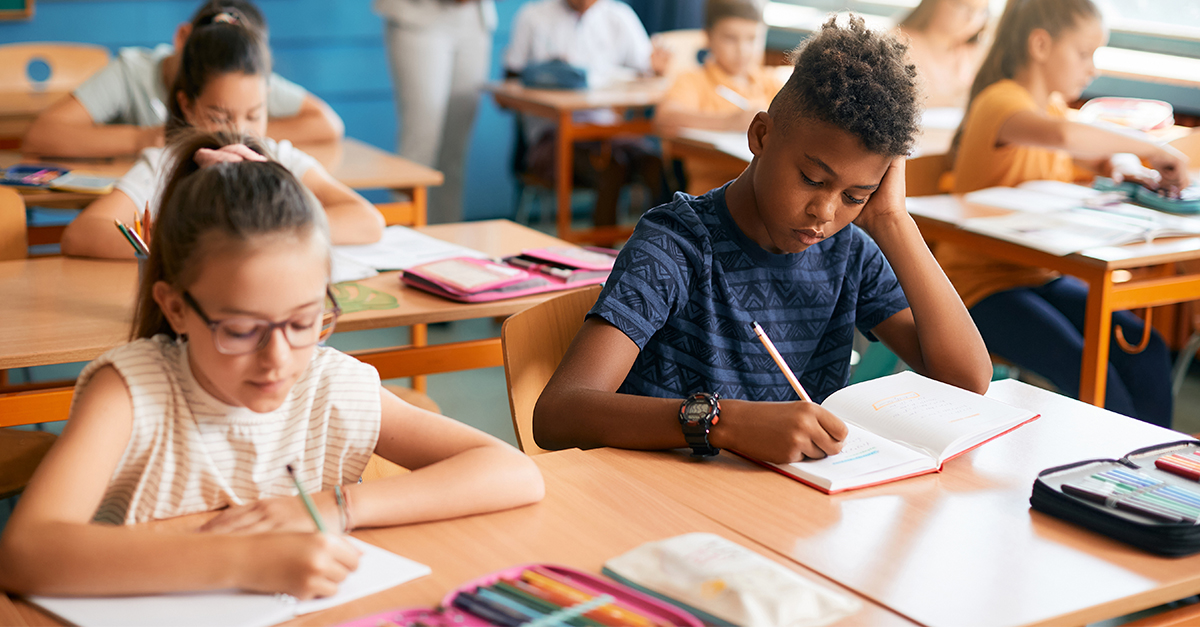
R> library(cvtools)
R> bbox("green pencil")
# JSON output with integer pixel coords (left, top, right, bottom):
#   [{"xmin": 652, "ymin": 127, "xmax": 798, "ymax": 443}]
[{"xmin": 286, "ymin": 463, "xmax": 327, "ymax": 533}]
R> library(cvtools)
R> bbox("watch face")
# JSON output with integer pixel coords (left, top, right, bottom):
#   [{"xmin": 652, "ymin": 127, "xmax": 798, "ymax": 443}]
[{"xmin": 682, "ymin": 401, "xmax": 709, "ymax": 422}]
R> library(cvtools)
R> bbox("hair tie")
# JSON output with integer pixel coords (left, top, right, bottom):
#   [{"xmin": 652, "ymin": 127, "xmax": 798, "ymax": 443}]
[{"xmin": 212, "ymin": 10, "xmax": 239, "ymax": 25}]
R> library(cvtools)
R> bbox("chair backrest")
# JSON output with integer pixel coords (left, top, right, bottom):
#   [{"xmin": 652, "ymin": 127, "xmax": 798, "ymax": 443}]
[
  {"xmin": 0, "ymin": 186, "xmax": 27, "ymax": 261},
  {"xmin": 501, "ymin": 285, "xmax": 603, "ymax": 454},
  {"xmin": 653, "ymin": 29, "xmax": 706, "ymax": 79},
  {"xmin": 905, "ymin": 152, "xmax": 953, "ymax": 197},
  {"xmin": 0, "ymin": 42, "xmax": 110, "ymax": 93}
]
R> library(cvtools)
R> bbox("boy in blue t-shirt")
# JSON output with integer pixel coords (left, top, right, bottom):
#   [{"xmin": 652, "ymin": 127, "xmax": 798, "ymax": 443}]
[{"xmin": 533, "ymin": 15, "xmax": 993, "ymax": 464}]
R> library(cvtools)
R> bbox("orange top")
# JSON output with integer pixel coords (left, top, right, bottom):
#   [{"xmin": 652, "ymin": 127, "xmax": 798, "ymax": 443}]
[
  {"xmin": 939, "ymin": 79, "xmax": 1074, "ymax": 307},
  {"xmin": 663, "ymin": 61, "xmax": 784, "ymax": 194},
  {"xmin": 663, "ymin": 60, "xmax": 784, "ymax": 115}
]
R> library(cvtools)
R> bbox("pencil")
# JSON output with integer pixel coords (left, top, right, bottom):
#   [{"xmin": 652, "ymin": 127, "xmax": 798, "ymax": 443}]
[
  {"xmin": 113, "ymin": 219, "xmax": 143, "ymax": 255},
  {"xmin": 286, "ymin": 463, "xmax": 328, "ymax": 533},
  {"xmin": 750, "ymin": 321, "xmax": 813, "ymax": 403}
]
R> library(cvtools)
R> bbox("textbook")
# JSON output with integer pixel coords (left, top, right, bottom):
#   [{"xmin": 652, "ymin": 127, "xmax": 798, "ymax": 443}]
[
  {"xmin": 25, "ymin": 537, "xmax": 430, "ymax": 627},
  {"xmin": 0, "ymin": 165, "xmax": 116, "ymax": 194},
  {"xmin": 752, "ymin": 371, "xmax": 1039, "ymax": 494}
]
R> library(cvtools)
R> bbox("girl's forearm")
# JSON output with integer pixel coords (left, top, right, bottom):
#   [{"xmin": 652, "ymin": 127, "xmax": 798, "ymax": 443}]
[
  {"xmin": 324, "ymin": 201, "xmax": 385, "ymax": 245},
  {"xmin": 0, "ymin": 521, "xmax": 244, "ymax": 596},
  {"xmin": 346, "ymin": 445, "xmax": 544, "ymax": 529}
]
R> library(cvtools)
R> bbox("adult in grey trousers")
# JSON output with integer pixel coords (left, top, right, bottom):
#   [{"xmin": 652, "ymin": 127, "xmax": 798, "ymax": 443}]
[{"xmin": 375, "ymin": 0, "xmax": 497, "ymax": 224}]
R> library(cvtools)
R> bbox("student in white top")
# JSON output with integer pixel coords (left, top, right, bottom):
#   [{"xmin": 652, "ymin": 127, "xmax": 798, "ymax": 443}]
[
  {"xmin": 504, "ymin": 0, "xmax": 671, "ymax": 226},
  {"xmin": 60, "ymin": 14, "xmax": 383, "ymax": 259},
  {"xmin": 0, "ymin": 131, "xmax": 545, "ymax": 600},
  {"xmin": 22, "ymin": 0, "xmax": 344, "ymax": 159}
]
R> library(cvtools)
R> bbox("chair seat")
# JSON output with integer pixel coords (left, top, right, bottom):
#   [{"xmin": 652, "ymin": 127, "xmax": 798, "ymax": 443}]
[{"xmin": 0, "ymin": 428, "xmax": 57, "ymax": 499}]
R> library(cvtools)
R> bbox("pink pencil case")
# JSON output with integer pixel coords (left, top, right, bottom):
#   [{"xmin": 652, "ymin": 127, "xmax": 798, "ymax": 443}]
[
  {"xmin": 520, "ymin": 246, "xmax": 617, "ymax": 271},
  {"xmin": 402, "ymin": 257, "xmax": 608, "ymax": 303},
  {"xmin": 336, "ymin": 563, "xmax": 703, "ymax": 627}
]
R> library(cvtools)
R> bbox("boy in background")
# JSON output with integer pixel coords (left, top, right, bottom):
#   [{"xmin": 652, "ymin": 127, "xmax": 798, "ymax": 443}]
[
  {"xmin": 533, "ymin": 16, "xmax": 992, "ymax": 464},
  {"xmin": 504, "ymin": 0, "xmax": 670, "ymax": 227},
  {"xmin": 657, "ymin": 0, "xmax": 784, "ymax": 194}
]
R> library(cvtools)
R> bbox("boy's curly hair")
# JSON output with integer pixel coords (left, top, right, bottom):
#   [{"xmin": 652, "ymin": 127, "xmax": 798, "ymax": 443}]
[{"xmin": 769, "ymin": 14, "xmax": 920, "ymax": 157}]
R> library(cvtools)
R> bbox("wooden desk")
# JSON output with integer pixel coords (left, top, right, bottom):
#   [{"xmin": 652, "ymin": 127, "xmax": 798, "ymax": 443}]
[
  {"xmin": 908, "ymin": 194, "xmax": 1200, "ymax": 407},
  {"xmin": 487, "ymin": 79, "xmax": 668, "ymax": 246},
  {"xmin": 0, "ymin": 138, "xmax": 443, "ymax": 228},
  {"xmin": 5, "ymin": 448, "xmax": 915, "ymax": 627},
  {"xmin": 0, "ymin": 90, "xmax": 69, "ymax": 149},
  {"xmin": 584, "ymin": 380, "xmax": 1198, "ymax": 627},
  {"xmin": 0, "ymin": 220, "xmax": 573, "ymax": 426}
]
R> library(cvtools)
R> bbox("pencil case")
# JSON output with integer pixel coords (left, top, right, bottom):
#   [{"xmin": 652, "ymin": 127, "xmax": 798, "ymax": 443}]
[
  {"xmin": 1092, "ymin": 177, "xmax": 1200, "ymax": 215},
  {"xmin": 1030, "ymin": 440, "xmax": 1200, "ymax": 556},
  {"xmin": 336, "ymin": 563, "xmax": 705, "ymax": 627},
  {"xmin": 401, "ymin": 252, "xmax": 612, "ymax": 303}
]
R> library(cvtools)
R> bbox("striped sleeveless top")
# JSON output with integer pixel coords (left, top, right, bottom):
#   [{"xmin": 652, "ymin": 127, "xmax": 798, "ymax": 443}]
[{"xmin": 76, "ymin": 335, "xmax": 382, "ymax": 525}]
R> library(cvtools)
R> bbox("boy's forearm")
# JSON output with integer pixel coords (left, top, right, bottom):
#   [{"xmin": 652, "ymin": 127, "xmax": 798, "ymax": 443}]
[
  {"xmin": 867, "ymin": 214, "xmax": 992, "ymax": 391},
  {"xmin": 534, "ymin": 386, "xmax": 690, "ymax": 451}
]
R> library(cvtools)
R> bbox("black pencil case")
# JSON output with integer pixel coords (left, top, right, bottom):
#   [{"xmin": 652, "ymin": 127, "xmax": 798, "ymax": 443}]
[{"xmin": 1030, "ymin": 440, "xmax": 1200, "ymax": 556}]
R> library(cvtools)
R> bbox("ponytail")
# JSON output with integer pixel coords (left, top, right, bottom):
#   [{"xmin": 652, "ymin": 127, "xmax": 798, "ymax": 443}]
[{"xmin": 166, "ymin": 14, "xmax": 270, "ymax": 135}]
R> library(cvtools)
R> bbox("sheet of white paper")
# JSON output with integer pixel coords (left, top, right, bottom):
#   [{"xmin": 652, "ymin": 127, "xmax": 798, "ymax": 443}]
[
  {"xmin": 330, "ymin": 250, "xmax": 380, "ymax": 284},
  {"xmin": 920, "ymin": 107, "xmax": 965, "ymax": 130},
  {"xmin": 26, "ymin": 538, "xmax": 430, "ymax": 627},
  {"xmin": 333, "ymin": 225, "xmax": 488, "ymax": 271},
  {"xmin": 677, "ymin": 128, "xmax": 754, "ymax": 163},
  {"xmin": 961, "ymin": 208, "xmax": 1156, "ymax": 255},
  {"xmin": 963, "ymin": 186, "xmax": 1086, "ymax": 213}
]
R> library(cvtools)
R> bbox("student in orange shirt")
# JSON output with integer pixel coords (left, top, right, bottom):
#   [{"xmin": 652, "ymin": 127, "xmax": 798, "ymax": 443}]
[
  {"xmin": 940, "ymin": 0, "xmax": 1188, "ymax": 428},
  {"xmin": 656, "ymin": 0, "xmax": 783, "ymax": 194}
]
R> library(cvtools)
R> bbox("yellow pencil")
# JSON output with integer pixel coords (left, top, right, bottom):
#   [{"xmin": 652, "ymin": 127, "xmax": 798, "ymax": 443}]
[{"xmin": 750, "ymin": 321, "xmax": 813, "ymax": 402}]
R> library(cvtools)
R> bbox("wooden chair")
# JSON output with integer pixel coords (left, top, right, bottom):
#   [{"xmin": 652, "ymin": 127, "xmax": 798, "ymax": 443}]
[
  {"xmin": 0, "ymin": 186, "xmax": 55, "ymax": 499},
  {"xmin": 501, "ymin": 285, "xmax": 602, "ymax": 454},
  {"xmin": 0, "ymin": 42, "xmax": 110, "ymax": 93},
  {"xmin": 905, "ymin": 153, "xmax": 953, "ymax": 197}
]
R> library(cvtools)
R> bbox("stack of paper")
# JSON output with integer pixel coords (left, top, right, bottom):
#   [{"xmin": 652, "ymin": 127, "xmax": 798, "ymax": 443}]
[{"xmin": 330, "ymin": 225, "xmax": 490, "ymax": 283}]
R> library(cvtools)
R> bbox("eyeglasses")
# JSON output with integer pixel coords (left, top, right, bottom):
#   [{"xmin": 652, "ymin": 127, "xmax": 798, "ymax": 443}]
[{"xmin": 182, "ymin": 287, "xmax": 341, "ymax": 355}]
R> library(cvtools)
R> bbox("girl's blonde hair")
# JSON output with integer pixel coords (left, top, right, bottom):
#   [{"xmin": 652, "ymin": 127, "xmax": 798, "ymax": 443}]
[
  {"xmin": 131, "ymin": 130, "xmax": 329, "ymax": 341},
  {"xmin": 951, "ymin": 0, "xmax": 1101, "ymax": 154}
]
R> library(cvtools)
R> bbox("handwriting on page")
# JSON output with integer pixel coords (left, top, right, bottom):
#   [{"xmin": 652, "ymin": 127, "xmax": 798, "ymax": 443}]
[
  {"xmin": 870, "ymin": 392, "xmax": 979, "ymax": 428},
  {"xmin": 827, "ymin": 435, "xmax": 880, "ymax": 466}
]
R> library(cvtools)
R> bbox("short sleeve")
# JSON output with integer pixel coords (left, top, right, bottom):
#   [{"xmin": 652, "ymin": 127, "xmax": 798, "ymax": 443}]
[
  {"xmin": 966, "ymin": 81, "xmax": 1038, "ymax": 152},
  {"xmin": 615, "ymin": 5, "xmax": 652, "ymax": 72},
  {"xmin": 267, "ymin": 73, "xmax": 308, "ymax": 118},
  {"xmin": 588, "ymin": 209, "xmax": 699, "ymax": 348},
  {"xmin": 272, "ymin": 139, "xmax": 318, "ymax": 181},
  {"xmin": 504, "ymin": 5, "xmax": 534, "ymax": 71},
  {"xmin": 662, "ymin": 71, "xmax": 705, "ymax": 111},
  {"xmin": 850, "ymin": 228, "xmax": 909, "ymax": 339},
  {"xmin": 114, "ymin": 148, "xmax": 166, "ymax": 216},
  {"xmin": 73, "ymin": 59, "xmax": 132, "ymax": 124}
]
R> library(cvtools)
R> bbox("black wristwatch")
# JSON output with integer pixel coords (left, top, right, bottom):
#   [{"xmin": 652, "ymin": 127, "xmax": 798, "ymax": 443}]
[{"xmin": 679, "ymin": 392, "xmax": 721, "ymax": 457}]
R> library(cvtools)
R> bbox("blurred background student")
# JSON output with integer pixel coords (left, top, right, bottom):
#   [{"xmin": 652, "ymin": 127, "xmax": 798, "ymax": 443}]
[
  {"xmin": 374, "ymin": 0, "xmax": 496, "ymax": 224},
  {"xmin": 22, "ymin": 0, "xmax": 342, "ymax": 159},
  {"xmin": 897, "ymin": 0, "xmax": 990, "ymax": 108}
]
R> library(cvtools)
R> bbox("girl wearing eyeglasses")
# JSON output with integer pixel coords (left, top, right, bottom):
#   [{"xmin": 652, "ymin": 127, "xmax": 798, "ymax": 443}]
[{"xmin": 0, "ymin": 132, "xmax": 544, "ymax": 600}]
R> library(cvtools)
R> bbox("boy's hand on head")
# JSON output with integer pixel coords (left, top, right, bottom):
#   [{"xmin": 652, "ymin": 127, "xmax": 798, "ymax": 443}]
[
  {"xmin": 235, "ymin": 533, "xmax": 361, "ymax": 600},
  {"xmin": 199, "ymin": 494, "xmax": 338, "ymax": 534},
  {"xmin": 716, "ymin": 400, "xmax": 848, "ymax": 464},
  {"xmin": 853, "ymin": 157, "xmax": 908, "ymax": 236}
]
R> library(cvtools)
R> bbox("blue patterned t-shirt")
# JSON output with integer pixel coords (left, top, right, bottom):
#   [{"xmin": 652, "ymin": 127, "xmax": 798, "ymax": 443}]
[{"xmin": 590, "ymin": 184, "xmax": 909, "ymax": 403}]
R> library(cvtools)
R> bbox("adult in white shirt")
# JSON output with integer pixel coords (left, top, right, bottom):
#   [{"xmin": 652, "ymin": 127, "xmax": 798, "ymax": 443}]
[
  {"xmin": 374, "ymin": 0, "xmax": 497, "ymax": 224},
  {"xmin": 504, "ymin": 0, "xmax": 670, "ymax": 226}
]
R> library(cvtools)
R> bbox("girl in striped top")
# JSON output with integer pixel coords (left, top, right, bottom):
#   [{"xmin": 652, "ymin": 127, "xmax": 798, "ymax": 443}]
[{"xmin": 0, "ymin": 132, "xmax": 544, "ymax": 600}]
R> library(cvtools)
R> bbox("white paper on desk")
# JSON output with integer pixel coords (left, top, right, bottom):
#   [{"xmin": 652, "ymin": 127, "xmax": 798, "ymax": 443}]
[
  {"xmin": 330, "ymin": 250, "xmax": 380, "ymax": 284},
  {"xmin": 963, "ymin": 186, "xmax": 1086, "ymax": 213},
  {"xmin": 677, "ymin": 128, "xmax": 754, "ymax": 163},
  {"xmin": 960, "ymin": 208, "xmax": 1154, "ymax": 255},
  {"xmin": 333, "ymin": 225, "xmax": 488, "ymax": 271},
  {"xmin": 25, "ymin": 538, "xmax": 431, "ymax": 627},
  {"xmin": 920, "ymin": 107, "xmax": 964, "ymax": 130}
]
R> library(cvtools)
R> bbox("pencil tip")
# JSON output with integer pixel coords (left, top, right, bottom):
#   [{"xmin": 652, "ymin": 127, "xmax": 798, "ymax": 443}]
[{"xmin": 285, "ymin": 463, "xmax": 295, "ymax": 474}]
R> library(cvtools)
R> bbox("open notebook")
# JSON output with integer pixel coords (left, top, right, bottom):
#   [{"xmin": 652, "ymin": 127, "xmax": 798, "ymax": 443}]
[
  {"xmin": 752, "ymin": 372, "xmax": 1039, "ymax": 494},
  {"xmin": 25, "ymin": 537, "xmax": 430, "ymax": 627}
]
